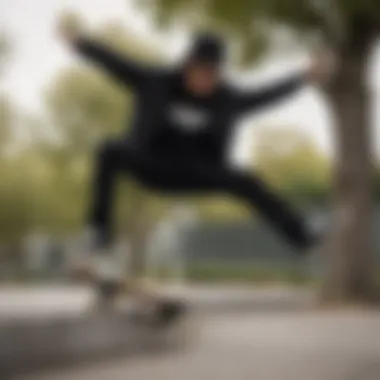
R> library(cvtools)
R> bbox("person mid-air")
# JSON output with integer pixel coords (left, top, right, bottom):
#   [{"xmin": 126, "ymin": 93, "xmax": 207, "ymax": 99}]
[{"xmin": 59, "ymin": 22, "xmax": 331, "ymax": 320}]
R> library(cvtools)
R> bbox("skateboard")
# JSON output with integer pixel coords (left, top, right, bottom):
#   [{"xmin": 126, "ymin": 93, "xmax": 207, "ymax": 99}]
[{"xmin": 70, "ymin": 266, "xmax": 190, "ymax": 329}]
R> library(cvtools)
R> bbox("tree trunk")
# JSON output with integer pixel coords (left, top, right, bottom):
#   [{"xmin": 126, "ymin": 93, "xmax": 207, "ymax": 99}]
[{"xmin": 320, "ymin": 49, "xmax": 377, "ymax": 303}]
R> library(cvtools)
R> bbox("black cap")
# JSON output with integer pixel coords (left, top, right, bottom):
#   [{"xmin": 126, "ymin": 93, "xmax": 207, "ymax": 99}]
[{"xmin": 186, "ymin": 33, "xmax": 226, "ymax": 66}]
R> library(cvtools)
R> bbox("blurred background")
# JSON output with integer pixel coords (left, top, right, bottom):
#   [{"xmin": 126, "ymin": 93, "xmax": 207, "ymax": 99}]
[
  {"xmin": 2, "ymin": 1, "xmax": 380, "ymax": 379},
  {"xmin": 1, "ymin": 0, "xmax": 380, "ymax": 295}
]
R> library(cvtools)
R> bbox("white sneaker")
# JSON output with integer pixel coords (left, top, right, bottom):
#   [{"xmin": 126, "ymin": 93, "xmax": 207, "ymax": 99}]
[{"xmin": 69, "ymin": 228, "xmax": 128, "ymax": 284}]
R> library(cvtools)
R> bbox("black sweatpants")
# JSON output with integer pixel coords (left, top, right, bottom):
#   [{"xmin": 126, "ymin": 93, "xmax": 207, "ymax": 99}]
[{"xmin": 88, "ymin": 139, "xmax": 315, "ymax": 251}]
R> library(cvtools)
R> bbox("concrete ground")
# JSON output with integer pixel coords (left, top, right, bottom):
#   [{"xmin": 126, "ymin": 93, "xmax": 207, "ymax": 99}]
[
  {"xmin": 0, "ymin": 284, "xmax": 314, "ymax": 320},
  {"xmin": 23, "ymin": 310, "xmax": 380, "ymax": 380},
  {"xmin": 1, "ymin": 285, "xmax": 380, "ymax": 380}
]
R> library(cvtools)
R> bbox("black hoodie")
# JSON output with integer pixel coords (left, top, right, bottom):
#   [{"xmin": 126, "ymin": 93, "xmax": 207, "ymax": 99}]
[{"xmin": 75, "ymin": 36, "xmax": 306, "ymax": 163}]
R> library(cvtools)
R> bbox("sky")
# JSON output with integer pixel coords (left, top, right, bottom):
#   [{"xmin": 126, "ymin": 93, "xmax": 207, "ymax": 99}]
[{"xmin": 1, "ymin": 0, "xmax": 380, "ymax": 165}]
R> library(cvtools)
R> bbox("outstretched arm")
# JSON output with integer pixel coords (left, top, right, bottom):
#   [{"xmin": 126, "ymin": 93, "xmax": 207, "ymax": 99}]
[
  {"xmin": 73, "ymin": 37, "xmax": 149, "ymax": 89},
  {"xmin": 235, "ymin": 74, "xmax": 306, "ymax": 114},
  {"xmin": 59, "ymin": 21, "xmax": 150, "ymax": 89},
  {"xmin": 235, "ymin": 52, "xmax": 333, "ymax": 115}
]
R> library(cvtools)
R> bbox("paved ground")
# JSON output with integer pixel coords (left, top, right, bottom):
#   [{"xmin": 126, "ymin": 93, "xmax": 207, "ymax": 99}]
[
  {"xmin": 2, "ymin": 285, "xmax": 380, "ymax": 380},
  {"xmin": 25, "ymin": 310, "xmax": 380, "ymax": 380},
  {"xmin": 0, "ymin": 284, "xmax": 313, "ymax": 320}
]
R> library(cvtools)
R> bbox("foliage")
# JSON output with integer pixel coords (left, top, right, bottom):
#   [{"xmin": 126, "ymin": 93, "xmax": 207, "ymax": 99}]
[
  {"xmin": 0, "ymin": 32, "xmax": 11, "ymax": 76},
  {"xmin": 3, "ymin": 5, "xmax": 379, "ymax": 268},
  {"xmin": 253, "ymin": 126, "xmax": 331, "ymax": 204},
  {"xmin": 0, "ymin": 96, "xmax": 13, "ymax": 154},
  {"xmin": 0, "ymin": 20, "xmax": 167, "ymax": 246},
  {"xmin": 138, "ymin": 0, "xmax": 380, "ymax": 46}
]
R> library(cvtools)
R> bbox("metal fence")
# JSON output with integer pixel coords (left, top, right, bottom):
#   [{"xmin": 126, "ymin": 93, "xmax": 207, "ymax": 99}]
[{"xmin": 182, "ymin": 210, "xmax": 380, "ymax": 267}]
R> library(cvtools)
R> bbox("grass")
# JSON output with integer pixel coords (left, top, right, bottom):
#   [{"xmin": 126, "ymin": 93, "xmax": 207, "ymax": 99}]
[
  {"xmin": 155, "ymin": 262, "xmax": 380, "ymax": 288},
  {"xmin": 154, "ymin": 262, "xmax": 318, "ymax": 286}
]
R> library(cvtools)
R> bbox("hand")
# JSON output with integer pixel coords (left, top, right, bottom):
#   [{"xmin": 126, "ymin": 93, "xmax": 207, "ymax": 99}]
[
  {"xmin": 57, "ymin": 13, "xmax": 82, "ymax": 46},
  {"xmin": 306, "ymin": 50, "xmax": 335, "ymax": 85}
]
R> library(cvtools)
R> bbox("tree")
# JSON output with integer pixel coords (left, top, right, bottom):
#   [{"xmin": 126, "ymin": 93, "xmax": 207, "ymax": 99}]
[
  {"xmin": 0, "ymin": 32, "xmax": 11, "ymax": 77},
  {"xmin": 0, "ymin": 161, "xmax": 35, "ymax": 246},
  {"xmin": 0, "ymin": 96, "xmax": 13, "ymax": 155},
  {"xmin": 0, "ymin": 32, "xmax": 13, "ymax": 155},
  {"xmin": 142, "ymin": 0, "xmax": 380, "ymax": 302}
]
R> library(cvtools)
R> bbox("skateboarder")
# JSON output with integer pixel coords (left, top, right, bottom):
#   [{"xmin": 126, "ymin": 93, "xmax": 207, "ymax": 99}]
[{"xmin": 59, "ymin": 22, "xmax": 331, "ymax": 322}]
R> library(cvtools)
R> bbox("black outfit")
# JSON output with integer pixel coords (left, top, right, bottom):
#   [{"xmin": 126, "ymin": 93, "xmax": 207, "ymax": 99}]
[{"xmin": 75, "ymin": 38, "xmax": 315, "ymax": 251}]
